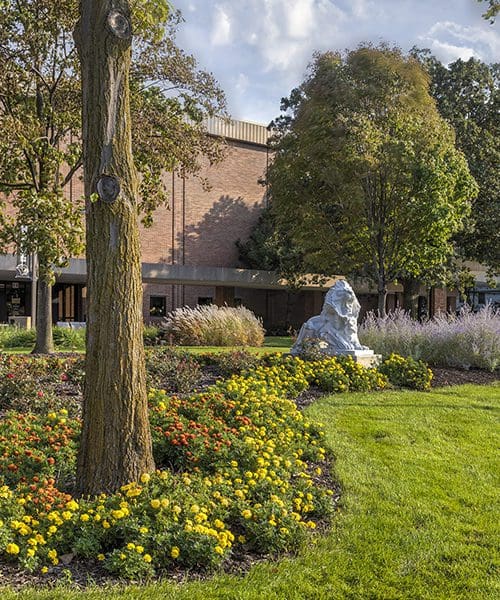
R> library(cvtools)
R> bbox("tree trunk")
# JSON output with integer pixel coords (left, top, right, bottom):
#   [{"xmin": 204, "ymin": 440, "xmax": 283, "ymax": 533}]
[
  {"xmin": 75, "ymin": 0, "xmax": 154, "ymax": 496},
  {"xmin": 401, "ymin": 277, "xmax": 420, "ymax": 319},
  {"xmin": 377, "ymin": 275, "xmax": 387, "ymax": 317},
  {"xmin": 31, "ymin": 277, "xmax": 54, "ymax": 354}
]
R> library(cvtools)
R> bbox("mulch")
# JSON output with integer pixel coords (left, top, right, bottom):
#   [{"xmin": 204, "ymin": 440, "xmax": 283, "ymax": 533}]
[{"xmin": 430, "ymin": 367, "xmax": 499, "ymax": 388}]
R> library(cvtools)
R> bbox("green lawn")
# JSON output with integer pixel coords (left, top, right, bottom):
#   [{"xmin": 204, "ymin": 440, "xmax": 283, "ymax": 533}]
[
  {"xmin": 1, "ymin": 337, "xmax": 294, "ymax": 355},
  {"xmin": 3, "ymin": 383, "xmax": 499, "ymax": 599}
]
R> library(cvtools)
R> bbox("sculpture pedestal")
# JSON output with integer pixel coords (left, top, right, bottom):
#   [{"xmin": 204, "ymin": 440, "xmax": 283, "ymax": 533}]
[{"xmin": 336, "ymin": 349, "xmax": 381, "ymax": 368}]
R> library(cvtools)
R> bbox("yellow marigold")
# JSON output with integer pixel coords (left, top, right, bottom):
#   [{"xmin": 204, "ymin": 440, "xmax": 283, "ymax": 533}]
[
  {"xmin": 27, "ymin": 548, "xmax": 35, "ymax": 558},
  {"xmin": 80, "ymin": 514, "xmax": 90, "ymax": 522},
  {"xmin": 6, "ymin": 543, "xmax": 20, "ymax": 555},
  {"xmin": 102, "ymin": 520, "xmax": 111, "ymax": 529},
  {"xmin": 97, "ymin": 553, "xmax": 105, "ymax": 561},
  {"xmin": 127, "ymin": 543, "xmax": 136, "ymax": 550},
  {"xmin": 47, "ymin": 549, "xmax": 57, "ymax": 560},
  {"xmin": 241, "ymin": 509, "xmax": 252, "ymax": 519},
  {"xmin": 214, "ymin": 545, "xmax": 224, "ymax": 555},
  {"xmin": 139, "ymin": 526, "xmax": 149, "ymax": 534},
  {"xmin": 143, "ymin": 553, "xmax": 152, "ymax": 563},
  {"xmin": 150, "ymin": 499, "xmax": 161, "ymax": 510},
  {"xmin": 170, "ymin": 546, "xmax": 180, "ymax": 559},
  {"xmin": 66, "ymin": 499, "xmax": 79, "ymax": 511},
  {"xmin": 41, "ymin": 566, "xmax": 49, "ymax": 574},
  {"xmin": 140, "ymin": 473, "xmax": 151, "ymax": 484},
  {"xmin": 135, "ymin": 545, "xmax": 144, "ymax": 554}
]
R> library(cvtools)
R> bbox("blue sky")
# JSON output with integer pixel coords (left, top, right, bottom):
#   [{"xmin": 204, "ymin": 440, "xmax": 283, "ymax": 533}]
[{"xmin": 173, "ymin": 1, "xmax": 499, "ymax": 124}]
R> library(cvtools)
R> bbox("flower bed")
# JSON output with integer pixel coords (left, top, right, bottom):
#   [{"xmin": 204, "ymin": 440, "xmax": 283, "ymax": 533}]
[
  {"xmin": 0, "ymin": 361, "xmax": 336, "ymax": 579},
  {"xmin": 0, "ymin": 350, "xmax": 435, "ymax": 580}
]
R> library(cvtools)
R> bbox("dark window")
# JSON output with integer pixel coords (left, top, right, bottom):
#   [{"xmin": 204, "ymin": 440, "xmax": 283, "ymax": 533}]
[
  {"xmin": 198, "ymin": 297, "xmax": 213, "ymax": 306},
  {"xmin": 234, "ymin": 298, "xmax": 242, "ymax": 307},
  {"xmin": 478, "ymin": 292, "xmax": 486, "ymax": 304},
  {"xmin": 149, "ymin": 296, "xmax": 167, "ymax": 317}
]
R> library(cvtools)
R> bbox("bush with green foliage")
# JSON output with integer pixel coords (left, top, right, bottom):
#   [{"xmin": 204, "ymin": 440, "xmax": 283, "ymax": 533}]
[
  {"xmin": 143, "ymin": 325, "xmax": 162, "ymax": 346},
  {"xmin": 161, "ymin": 304, "xmax": 265, "ymax": 347},
  {"xmin": 52, "ymin": 326, "xmax": 86, "ymax": 350},
  {"xmin": 0, "ymin": 326, "xmax": 36, "ymax": 348},
  {"xmin": 379, "ymin": 353, "xmax": 433, "ymax": 390}
]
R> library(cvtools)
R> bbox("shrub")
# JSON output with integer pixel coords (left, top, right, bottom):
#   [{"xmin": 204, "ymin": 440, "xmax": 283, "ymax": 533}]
[
  {"xmin": 161, "ymin": 304, "xmax": 265, "ymax": 347},
  {"xmin": 359, "ymin": 306, "xmax": 500, "ymax": 371},
  {"xmin": 143, "ymin": 325, "xmax": 161, "ymax": 346},
  {"xmin": 146, "ymin": 348, "xmax": 202, "ymax": 394},
  {"xmin": 0, "ymin": 326, "xmax": 36, "ymax": 348},
  {"xmin": 379, "ymin": 353, "xmax": 433, "ymax": 390},
  {"xmin": 52, "ymin": 327, "xmax": 85, "ymax": 350}
]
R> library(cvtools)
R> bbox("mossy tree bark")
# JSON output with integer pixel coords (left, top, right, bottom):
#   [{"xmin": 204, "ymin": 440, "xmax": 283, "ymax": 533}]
[
  {"xmin": 32, "ymin": 276, "xmax": 54, "ymax": 354},
  {"xmin": 75, "ymin": 0, "xmax": 155, "ymax": 496}
]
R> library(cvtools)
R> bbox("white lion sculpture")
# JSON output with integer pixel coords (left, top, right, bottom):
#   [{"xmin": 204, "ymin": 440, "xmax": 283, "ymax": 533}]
[{"xmin": 291, "ymin": 280, "xmax": 368, "ymax": 356}]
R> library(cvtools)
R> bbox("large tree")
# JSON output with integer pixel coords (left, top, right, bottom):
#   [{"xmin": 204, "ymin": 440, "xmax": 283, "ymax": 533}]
[
  {"xmin": 0, "ymin": 0, "xmax": 84, "ymax": 352},
  {"xmin": 268, "ymin": 46, "xmax": 477, "ymax": 315},
  {"xmin": 74, "ymin": 0, "xmax": 153, "ymax": 495},
  {"xmin": 0, "ymin": 0, "xmax": 226, "ymax": 352},
  {"xmin": 412, "ymin": 51, "xmax": 499, "ymax": 276}
]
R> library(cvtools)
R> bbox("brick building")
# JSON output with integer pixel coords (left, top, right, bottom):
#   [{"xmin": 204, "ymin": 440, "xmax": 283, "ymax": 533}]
[{"xmin": 0, "ymin": 117, "xmax": 471, "ymax": 330}]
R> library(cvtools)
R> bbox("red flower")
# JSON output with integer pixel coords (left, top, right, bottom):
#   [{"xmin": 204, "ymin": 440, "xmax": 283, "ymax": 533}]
[
  {"xmin": 37, "ymin": 391, "xmax": 44, "ymax": 397},
  {"xmin": 60, "ymin": 373, "xmax": 68, "ymax": 381},
  {"xmin": 6, "ymin": 373, "xmax": 14, "ymax": 379}
]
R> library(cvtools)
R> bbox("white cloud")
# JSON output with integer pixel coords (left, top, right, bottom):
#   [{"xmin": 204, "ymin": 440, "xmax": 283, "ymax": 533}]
[
  {"xmin": 286, "ymin": 0, "xmax": 316, "ymax": 39},
  {"xmin": 422, "ymin": 20, "xmax": 500, "ymax": 63},
  {"xmin": 235, "ymin": 73, "xmax": 249, "ymax": 95},
  {"xmin": 211, "ymin": 5, "xmax": 232, "ymax": 46},
  {"xmin": 428, "ymin": 40, "xmax": 476, "ymax": 64}
]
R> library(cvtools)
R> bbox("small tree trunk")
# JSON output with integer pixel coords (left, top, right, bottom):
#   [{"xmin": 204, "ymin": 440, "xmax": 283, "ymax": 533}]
[
  {"xmin": 75, "ymin": 0, "xmax": 154, "ymax": 496},
  {"xmin": 401, "ymin": 277, "xmax": 420, "ymax": 319},
  {"xmin": 32, "ymin": 277, "xmax": 54, "ymax": 354},
  {"xmin": 377, "ymin": 275, "xmax": 387, "ymax": 317}
]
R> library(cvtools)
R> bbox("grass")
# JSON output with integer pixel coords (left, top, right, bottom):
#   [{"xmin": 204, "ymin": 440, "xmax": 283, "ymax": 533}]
[
  {"xmin": 1, "ymin": 337, "xmax": 294, "ymax": 356},
  {"xmin": 2, "ymin": 383, "xmax": 498, "ymax": 599}
]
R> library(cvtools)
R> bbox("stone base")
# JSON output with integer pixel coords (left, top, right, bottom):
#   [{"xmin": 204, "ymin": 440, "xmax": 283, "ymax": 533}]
[{"xmin": 335, "ymin": 350, "xmax": 382, "ymax": 368}]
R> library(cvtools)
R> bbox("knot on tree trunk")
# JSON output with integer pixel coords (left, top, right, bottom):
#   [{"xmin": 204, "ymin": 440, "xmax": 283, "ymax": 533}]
[{"xmin": 107, "ymin": 10, "xmax": 132, "ymax": 39}]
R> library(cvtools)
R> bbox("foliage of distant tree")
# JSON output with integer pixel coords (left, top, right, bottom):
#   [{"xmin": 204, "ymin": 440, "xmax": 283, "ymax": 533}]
[
  {"xmin": 412, "ymin": 50, "xmax": 499, "ymax": 276},
  {"xmin": 236, "ymin": 206, "xmax": 304, "ymax": 286},
  {"xmin": 0, "ymin": 0, "xmax": 226, "ymax": 352},
  {"xmin": 477, "ymin": 0, "xmax": 499, "ymax": 22},
  {"xmin": 268, "ymin": 46, "xmax": 477, "ymax": 315}
]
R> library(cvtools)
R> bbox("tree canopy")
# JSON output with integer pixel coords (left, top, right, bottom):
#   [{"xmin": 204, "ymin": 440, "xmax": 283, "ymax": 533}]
[
  {"xmin": 0, "ymin": 0, "xmax": 226, "ymax": 350},
  {"xmin": 412, "ymin": 50, "xmax": 499, "ymax": 276},
  {"xmin": 268, "ymin": 46, "xmax": 478, "ymax": 314}
]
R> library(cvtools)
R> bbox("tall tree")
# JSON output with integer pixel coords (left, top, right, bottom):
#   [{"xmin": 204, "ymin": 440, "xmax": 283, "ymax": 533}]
[
  {"xmin": 74, "ymin": 0, "xmax": 155, "ymax": 495},
  {"xmin": 268, "ymin": 46, "xmax": 477, "ymax": 315},
  {"xmin": 0, "ymin": 0, "xmax": 84, "ymax": 352},
  {"xmin": 412, "ymin": 51, "xmax": 499, "ymax": 276},
  {"xmin": 0, "ymin": 0, "xmax": 226, "ymax": 351}
]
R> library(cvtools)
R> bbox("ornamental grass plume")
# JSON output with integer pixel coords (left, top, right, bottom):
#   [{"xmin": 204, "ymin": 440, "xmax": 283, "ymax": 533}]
[
  {"xmin": 161, "ymin": 304, "xmax": 265, "ymax": 347},
  {"xmin": 359, "ymin": 305, "xmax": 500, "ymax": 371}
]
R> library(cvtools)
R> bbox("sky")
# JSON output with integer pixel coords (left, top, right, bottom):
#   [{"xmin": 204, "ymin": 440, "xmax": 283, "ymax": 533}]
[{"xmin": 172, "ymin": 0, "xmax": 499, "ymax": 125}]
